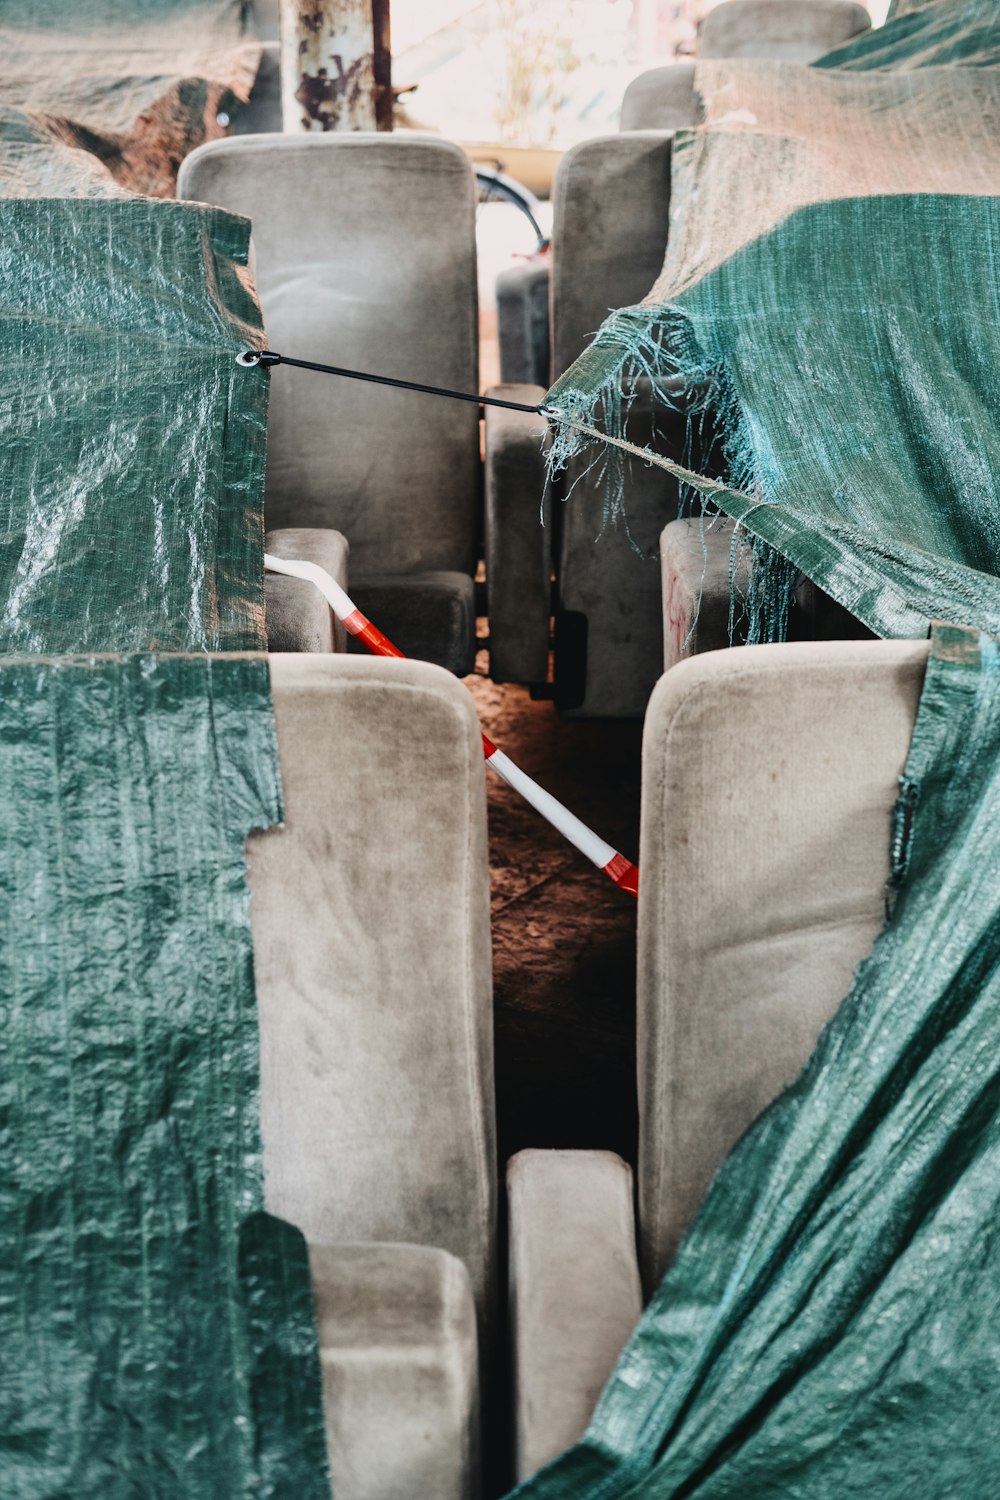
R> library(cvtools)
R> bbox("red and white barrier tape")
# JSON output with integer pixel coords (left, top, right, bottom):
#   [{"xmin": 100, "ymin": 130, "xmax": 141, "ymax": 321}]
[{"xmin": 264, "ymin": 553, "xmax": 639, "ymax": 897}]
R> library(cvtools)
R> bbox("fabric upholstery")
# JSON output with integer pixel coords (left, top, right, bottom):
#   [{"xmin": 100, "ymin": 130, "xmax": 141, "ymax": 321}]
[
  {"xmin": 248, "ymin": 0, "xmax": 279, "ymax": 41},
  {"xmin": 309, "ymin": 1242, "xmax": 479, "ymax": 1500},
  {"xmin": 555, "ymin": 385, "xmax": 686, "ymax": 718},
  {"xmin": 661, "ymin": 518, "xmax": 750, "ymax": 668},
  {"xmin": 497, "ymin": 261, "xmax": 551, "ymax": 388},
  {"xmin": 350, "ymin": 571, "xmax": 477, "ymax": 676},
  {"xmin": 250, "ymin": 656, "xmax": 496, "ymax": 1333},
  {"xmin": 484, "ymin": 389, "xmax": 552, "ymax": 685},
  {"xmin": 661, "ymin": 517, "xmax": 874, "ymax": 671},
  {"xmin": 636, "ymin": 640, "xmax": 928, "ymax": 1289},
  {"xmin": 619, "ymin": 63, "xmax": 697, "ymax": 131},
  {"xmin": 178, "ymin": 134, "xmax": 480, "ymax": 580},
  {"xmin": 698, "ymin": 0, "xmax": 871, "ymax": 61},
  {"xmin": 507, "ymin": 1151, "xmax": 642, "ymax": 1481},
  {"xmin": 551, "ymin": 135, "xmax": 673, "ymax": 383},
  {"xmin": 549, "ymin": 134, "xmax": 676, "ymax": 717},
  {"xmin": 265, "ymin": 526, "xmax": 349, "ymax": 653}
]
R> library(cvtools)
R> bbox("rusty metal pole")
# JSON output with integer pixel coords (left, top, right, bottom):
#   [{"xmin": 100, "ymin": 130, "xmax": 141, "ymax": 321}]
[
  {"xmin": 279, "ymin": 0, "xmax": 378, "ymax": 133},
  {"xmin": 372, "ymin": 0, "xmax": 392, "ymax": 132}
]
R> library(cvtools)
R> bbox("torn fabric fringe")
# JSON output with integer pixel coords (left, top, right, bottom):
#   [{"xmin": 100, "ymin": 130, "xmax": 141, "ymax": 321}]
[
  {"xmin": 544, "ymin": 5, "xmax": 1000, "ymax": 645},
  {"xmin": 545, "ymin": 304, "xmax": 803, "ymax": 645}
]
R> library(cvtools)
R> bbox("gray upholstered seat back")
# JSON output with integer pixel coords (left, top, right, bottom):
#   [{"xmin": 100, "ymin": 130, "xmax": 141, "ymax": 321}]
[
  {"xmin": 636, "ymin": 640, "xmax": 927, "ymax": 1290},
  {"xmin": 549, "ymin": 133, "xmax": 677, "ymax": 718},
  {"xmin": 551, "ymin": 133, "xmax": 673, "ymax": 385},
  {"xmin": 619, "ymin": 63, "xmax": 697, "ymax": 133},
  {"xmin": 178, "ymin": 135, "xmax": 480, "ymax": 579},
  {"xmin": 698, "ymin": 0, "xmax": 871, "ymax": 61},
  {"xmin": 249, "ymin": 655, "xmax": 496, "ymax": 1325}
]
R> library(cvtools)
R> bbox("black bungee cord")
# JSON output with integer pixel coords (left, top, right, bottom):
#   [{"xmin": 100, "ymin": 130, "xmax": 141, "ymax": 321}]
[{"xmin": 236, "ymin": 348, "xmax": 557, "ymax": 418}]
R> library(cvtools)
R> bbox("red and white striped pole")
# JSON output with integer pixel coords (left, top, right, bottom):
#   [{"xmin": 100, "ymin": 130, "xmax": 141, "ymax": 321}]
[{"xmin": 264, "ymin": 554, "xmax": 639, "ymax": 896}]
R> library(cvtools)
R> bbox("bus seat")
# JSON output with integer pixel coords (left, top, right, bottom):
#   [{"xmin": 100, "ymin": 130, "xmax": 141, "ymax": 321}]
[
  {"xmin": 179, "ymin": 135, "xmax": 496, "ymax": 677},
  {"xmin": 250, "ymin": 654, "xmax": 495, "ymax": 1497},
  {"xmin": 699, "ymin": 0, "xmax": 871, "ymax": 63},
  {"xmin": 506, "ymin": 638, "xmax": 928, "ymax": 1477}
]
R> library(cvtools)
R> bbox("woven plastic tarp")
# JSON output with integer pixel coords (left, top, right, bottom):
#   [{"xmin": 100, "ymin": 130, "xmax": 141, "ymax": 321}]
[
  {"xmin": 511, "ymin": 622, "xmax": 1000, "ymax": 1497},
  {"xmin": 0, "ymin": 29, "xmax": 332, "ymax": 1496},
  {"xmin": 0, "ymin": 654, "xmax": 330, "ymax": 1500},
  {"xmin": 0, "ymin": 0, "xmax": 259, "ymax": 196},
  {"xmin": 0, "ymin": 194, "xmax": 269, "ymax": 652},
  {"xmin": 546, "ymin": 0, "xmax": 1000, "ymax": 642}
]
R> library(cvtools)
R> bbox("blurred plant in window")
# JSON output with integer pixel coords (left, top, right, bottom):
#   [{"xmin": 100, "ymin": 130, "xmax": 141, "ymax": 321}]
[{"xmin": 491, "ymin": 0, "xmax": 580, "ymax": 144}]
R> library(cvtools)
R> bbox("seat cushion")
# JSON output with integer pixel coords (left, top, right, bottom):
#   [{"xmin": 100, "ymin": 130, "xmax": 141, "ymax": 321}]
[
  {"xmin": 660, "ymin": 516, "xmax": 751, "ymax": 669},
  {"xmin": 265, "ymin": 527, "xmax": 350, "ymax": 653},
  {"xmin": 251, "ymin": 656, "xmax": 495, "ymax": 1327},
  {"xmin": 309, "ymin": 1242, "xmax": 479, "ymax": 1500},
  {"xmin": 351, "ymin": 572, "xmax": 477, "ymax": 676},
  {"xmin": 178, "ymin": 135, "xmax": 480, "ymax": 578}
]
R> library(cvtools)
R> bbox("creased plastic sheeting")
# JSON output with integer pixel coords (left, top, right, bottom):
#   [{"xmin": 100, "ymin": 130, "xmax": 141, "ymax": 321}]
[
  {"xmin": 0, "ymin": 196, "xmax": 269, "ymax": 653},
  {"xmin": 510, "ymin": 622, "xmax": 1000, "ymax": 1498},
  {"xmin": 821, "ymin": 0, "xmax": 1000, "ymax": 69},
  {"xmin": 545, "ymin": 0, "xmax": 1000, "ymax": 643},
  {"xmin": 0, "ymin": 0, "xmax": 259, "ymax": 196},
  {"xmin": 0, "ymin": 653, "xmax": 331, "ymax": 1500}
]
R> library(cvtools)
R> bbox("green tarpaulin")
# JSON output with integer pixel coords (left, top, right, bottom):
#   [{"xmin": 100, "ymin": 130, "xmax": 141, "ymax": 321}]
[
  {"xmin": 0, "ymin": 14, "xmax": 332, "ymax": 1496},
  {"xmin": 0, "ymin": 196, "xmax": 269, "ymax": 652},
  {"xmin": 546, "ymin": 0, "xmax": 1000, "ymax": 643},
  {"xmin": 0, "ymin": 655, "xmax": 330, "ymax": 1499}
]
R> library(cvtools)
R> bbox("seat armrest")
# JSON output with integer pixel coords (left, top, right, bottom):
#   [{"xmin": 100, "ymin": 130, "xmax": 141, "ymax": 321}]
[
  {"xmin": 265, "ymin": 528, "xmax": 350, "ymax": 654},
  {"xmin": 507, "ymin": 1150, "xmax": 642, "ymax": 1481},
  {"xmin": 660, "ymin": 517, "xmax": 751, "ymax": 669},
  {"xmin": 308, "ymin": 1241, "xmax": 480, "ymax": 1500},
  {"xmin": 484, "ymin": 389, "xmax": 552, "ymax": 685}
]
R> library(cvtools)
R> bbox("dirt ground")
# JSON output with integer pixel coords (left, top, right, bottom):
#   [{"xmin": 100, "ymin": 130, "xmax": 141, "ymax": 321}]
[{"xmin": 464, "ymin": 651, "xmax": 642, "ymax": 1168}]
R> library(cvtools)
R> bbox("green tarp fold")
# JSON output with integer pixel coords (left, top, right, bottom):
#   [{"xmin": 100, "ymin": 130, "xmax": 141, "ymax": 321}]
[{"xmin": 546, "ymin": 0, "xmax": 1000, "ymax": 643}]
